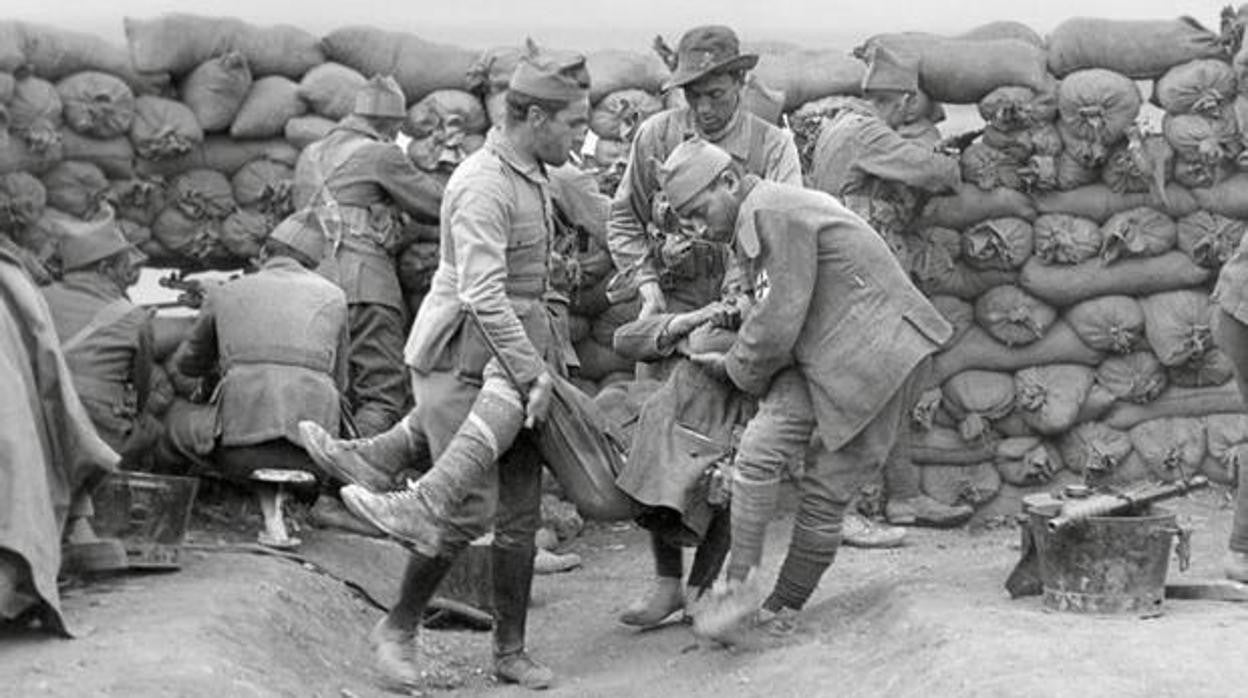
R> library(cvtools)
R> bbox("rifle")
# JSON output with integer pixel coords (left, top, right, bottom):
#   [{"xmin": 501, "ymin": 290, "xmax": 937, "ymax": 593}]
[
  {"xmin": 937, "ymin": 128, "xmax": 985, "ymax": 156},
  {"xmin": 157, "ymin": 271, "xmax": 207, "ymax": 309}
]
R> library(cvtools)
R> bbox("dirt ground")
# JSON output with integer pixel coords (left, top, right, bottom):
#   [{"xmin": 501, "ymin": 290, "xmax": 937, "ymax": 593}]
[{"xmin": 3, "ymin": 485, "xmax": 1248, "ymax": 698}]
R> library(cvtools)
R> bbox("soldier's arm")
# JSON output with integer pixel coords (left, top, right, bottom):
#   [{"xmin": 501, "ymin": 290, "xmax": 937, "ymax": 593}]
[
  {"xmin": 375, "ymin": 145, "xmax": 444, "ymax": 223},
  {"xmin": 724, "ymin": 210, "xmax": 817, "ymax": 396},
  {"xmin": 856, "ymin": 119, "xmax": 961, "ymax": 193},
  {"xmin": 175, "ymin": 294, "xmax": 219, "ymax": 379},
  {"xmin": 607, "ymin": 117, "xmax": 663, "ymax": 286},
  {"xmin": 450, "ymin": 173, "xmax": 547, "ymax": 387}
]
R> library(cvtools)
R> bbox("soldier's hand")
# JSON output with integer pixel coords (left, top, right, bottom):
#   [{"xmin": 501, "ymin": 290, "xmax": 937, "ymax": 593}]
[
  {"xmin": 638, "ymin": 281, "xmax": 667, "ymax": 319},
  {"xmin": 524, "ymin": 371, "xmax": 556, "ymax": 429},
  {"xmin": 688, "ymin": 352, "xmax": 730, "ymax": 383}
]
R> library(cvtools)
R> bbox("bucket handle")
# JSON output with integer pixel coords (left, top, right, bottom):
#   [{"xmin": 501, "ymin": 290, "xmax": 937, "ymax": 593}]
[{"xmin": 1155, "ymin": 525, "xmax": 1192, "ymax": 572}]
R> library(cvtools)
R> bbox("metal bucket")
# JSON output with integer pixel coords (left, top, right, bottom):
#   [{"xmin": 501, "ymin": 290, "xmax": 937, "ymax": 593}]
[
  {"xmin": 1026, "ymin": 502, "xmax": 1189, "ymax": 616},
  {"xmin": 91, "ymin": 472, "xmax": 199, "ymax": 570}
]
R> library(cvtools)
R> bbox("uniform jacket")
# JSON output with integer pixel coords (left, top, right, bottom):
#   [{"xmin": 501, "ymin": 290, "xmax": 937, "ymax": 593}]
[
  {"xmin": 42, "ymin": 271, "xmax": 153, "ymax": 450},
  {"xmin": 724, "ymin": 180, "xmax": 954, "ymax": 452},
  {"xmin": 404, "ymin": 128, "xmax": 574, "ymax": 387},
  {"xmin": 178, "ymin": 256, "xmax": 349, "ymax": 447},
  {"xmin": 1214, "ymin": 233, "xmax": 1248, "ymax": 323},
  {"xmin": 607, "ymin": 107, "xmax": 802, "ymax": 289},
  {"xmin": 293, "ymin": 116, "xmax": 444, "ymax": 310}
]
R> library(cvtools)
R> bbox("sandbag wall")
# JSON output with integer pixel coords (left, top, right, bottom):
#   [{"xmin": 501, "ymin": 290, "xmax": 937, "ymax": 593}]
[{"xmin": 868, "ymin": 13, "xmax": 1248, "ymax": 523}]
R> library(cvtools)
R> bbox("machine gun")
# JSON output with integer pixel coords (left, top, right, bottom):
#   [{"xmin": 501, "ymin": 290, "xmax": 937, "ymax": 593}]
[{"xmin": 156, "ymin": 271, "xmax": 207, "ymax": 309}]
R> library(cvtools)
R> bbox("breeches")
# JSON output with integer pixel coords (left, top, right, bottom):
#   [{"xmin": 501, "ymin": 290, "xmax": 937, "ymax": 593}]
[{"xmin": 347, "ymin": 303, "xmax": 409, "ymax": 437}]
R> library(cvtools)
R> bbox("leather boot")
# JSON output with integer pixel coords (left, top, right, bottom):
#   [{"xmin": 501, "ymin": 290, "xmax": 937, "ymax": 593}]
[
  {"xmin": 492, "ymin": 545, "xmax": 554, "ymax": 690},
  {"xmin": 371, "ymin": 551, "xmax": 455, "ymax": 689},
  {"xmin": 885, "ymin": 494, "xmax": 973, "ymax": 528},
  {"xmin": 299, "ymin": 418, "xmax": 427, "ymax": 491},
  {"xmin": 340, "ymin": 424, "xmax": 499, "ymax": 556},
  {"xmin": 618, "ymin": 576, "xmax": 684, "ymax": 627}
]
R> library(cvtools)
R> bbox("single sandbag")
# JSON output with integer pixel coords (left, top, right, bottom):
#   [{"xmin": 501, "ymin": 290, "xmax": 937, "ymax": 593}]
[
  {"xmin": 590, "ymin": 88, "xmax": 663, "ymax": 141},
  {"xmin": 136, "ymin": 136, "xmax": 297, "ymax": 178},
  {"xmin": 996, "ymin": 438, "xmax": 1063, "ymax": 486},
  {"xmin": 1177, "ymin": 210, "xmax": 1247, "ymax": 268},
  {"xmin": 1015, "ymin": 364, "xmax": 1095, "ymax": 435},
  {"xmin": 284, "ymin": 116, "xmax": 336, "ymax": 150},
  {"xmin": 932, "ymin": 322, "xmax": 1104, "ymax": 384},
  {"xmin": 322, "ymin": 26, "xmax": 477, "ymax": 103},
  {"xmin": 151, "ymin": 206, "xmax": 221, "ymax": 260},
  {"xmin": 1192, "ymin": 173, "xmax": 1248, "ymax": 218},
  {"xmin": 1154, "ymin": 59, "xmax": 1237, "ymax": 117},
  {"xmin": 1105, "ymin": 383, "xmax": 1244, "ymax": 430},
  {"xmin": 0, "ymin": 21, "xmax": 168, "ymax": 93},
  {"xmin": 107, "ymin": 177, "xmax": 167, "ymax": 227},
  {"xmin": 1139, "ymin": 289, "xmax": 1213, "ymax": 366},
  {"xmin": 974, "ymin": 284, "xmax": 1056, "ymax": 347},
  {"xmin": 1032, "ymin": 213, "xmax": 1102, "ymax": 264},
  {"xmin": 962, "ymin": 217, "xmax": 1034, "ymax": 271},
  {"xmin": 917, "ymin": 184, "xmax": 1036, "ymax": 230},
  {"xmin": 984, "ymin": 122, "xmax": 1063, "ymax": 161},
  {"xmin": 960, "ymin": 142, "xmax": 1024, "ymax": 191},
  {"xmin": 218, "ymin": 208, "xmax": 269, "ymax": 259},
  {"xmin": 8, "ymin": 74, "xmax": 63, "ymax": 153},
  {"xmin": 0, "ymin": 172, "xmax": 45, "ymax": 232},
  {"xmin": 919, "ymin": 462, "xmax": 1001, "ymax": 507},
  {"xmin": 231, "ymin": 159, "xmax": 293, "ymax": 218},
  {"xmin": 1096, "ymin": 351, "xmax": 1168, "ymax": 404},
  {"xmin": 124, "ymin": 14, "xmax": 324, "ymax": 78},
  {"xmin": 1168, "ymin": 347, "xmax": 1235, "ymax": 388},
  {"xmin": 957, "ymin": 21, "xmax": 1045, "ymax": 46},
  {"xmin": 1034, "ymin": 183, "xmax": 1199, "ymax": 223},
  {"xmin": 1099, "ymin": 206, "xmax": 1177, "ymax": 264},
  {"xmin": 1101, "ymin": 132, "xmax": 1174, "ymax": 195},
  {"xmin": 1057, "ymin": 69, "xmax": 1142, "ymax": 145},
  {"xmin": 1059, "ymin": 421, "xmax": 1135, "ymax": 476},
  {"xmin": 978, "ymin": 85, "xmax": 1058, "ymax": 132},
  {"xmin": 751, "ymin": 49, "xmax": 865, "ymax": 109},
  {"xmin": 297, "ymin": 63, "xmax": 367, "ymax": 121},
  {"xmin": 56, "ymin": 71, "xmax": 135, "ymax": 139},
  {"xmin": 230, "ymin": 76, "xmax": 306, "ymax": 139},
  {"xmin": 60, "ymin": 131, "xmax": 136, "ymax": 180},
  {"xmin": 859, "ymin": 34, "xmax": 1049, "ymax": 103},
  {"xmin": 180, "ymin": 52, "xmax": 252, "ymax": 132},
  {"xmin": 915, "ymin": 262, "xmax": 1017, "ymax": 301},
  {"xmin": 1173, "ymin": 157, "xmax": 1232, "ymax": 190},
  {"xmin": 912, "ymin": 427, "xmax": 998, "ymax": 465},
  {"xmin": 1130, "ymin": 416, "xmax": 1207, "ymax": 481},
  {"xmin": 405, "ymin": 90, "xmax": 488, "ymax": 139},
  {"xmin": 169, "ymin": 169, "xmax": 235, "ymax": 220},
  {"xmin": 942, "ymin": 370, "xmax": 1016, "ymax": 441},
  {"xmin": 584, "ymin": 49, "xmax": 669, "ymax": 103},
  {"xmin": 40, "ymin": 161, "xmax": 109, "ymax": 219},
  {"xmin": 1019, "ymin": 252, "xmax": 1211, "ymax": 307},
  {"xmin": 1164, "ymin": 111, "xmax": 1241, "ymax": 166},
  {"xmin": 130, "ymin": 96, "xmax": 204, "ymax": 161},
  {"xmin": 1065, "ymin": 295, "xmax": 1145, "ymax": 354},
  {"xmin": 1046, "ymin": 17, "xmax": 1226, "ymax": 79}
]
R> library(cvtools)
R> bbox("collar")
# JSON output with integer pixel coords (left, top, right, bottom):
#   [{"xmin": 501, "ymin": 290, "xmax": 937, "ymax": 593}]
[
  {"xmin": 485, "ymin": 127, "xmax": 548, "ymax": 185},
  {"xmin": 260, "ymin": 256, "xmax": 306, "ymax": 272},
  {"xmin": 60, "ymin": 270, "xmax": 128, "ymax": 302},
  {"xmin": 733, "ymin": 176, "xmax": 767, "ymax": 260},
  {"xmin": 682, "ymin": 108, "xmax": 752, "ymax": 162}
]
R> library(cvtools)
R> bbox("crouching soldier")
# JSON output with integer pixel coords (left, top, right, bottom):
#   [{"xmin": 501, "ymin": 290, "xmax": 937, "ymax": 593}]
[
  {"xmin": 163, "ymin": 211, "xmax": 351, "ymax": 546},
  {"xmin": 653, "ymin": 139, "xmax": 953, "ymax": 639}
]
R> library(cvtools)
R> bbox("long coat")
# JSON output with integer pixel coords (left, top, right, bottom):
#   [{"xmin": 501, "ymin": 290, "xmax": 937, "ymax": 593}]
[{"xmin": 723, "ymin": 180, "xmax": 954, "ymax": 452}]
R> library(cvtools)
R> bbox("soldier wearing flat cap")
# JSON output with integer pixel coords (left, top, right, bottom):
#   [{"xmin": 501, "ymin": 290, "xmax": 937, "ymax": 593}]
[
  {"xmin": 652, "ymin": 138, "xmax": 952, "ymax": 642},
  {"xmin": 293, "ymin": 75, "xmax": 445, "ymax": 439},
  {"xmin": 165, "ymin": 211, "xmax": 350, "ymax": 540},
  {"xmin": 604, "ymin": 24, "xmax": 802, "ymax": 631},
  {"xmin": 805, "ymin": 44, "xmax": 971, "ymax": 534},
  {"xmin": 312, "ymin": 45, "xmax": 594, "ymax": 691},
  {"xmin": 43, "ymin": 208, "xmax": 155, "ymax": 462}
]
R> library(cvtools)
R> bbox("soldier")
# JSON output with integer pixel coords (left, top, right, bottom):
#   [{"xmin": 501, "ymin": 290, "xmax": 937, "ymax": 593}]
[
  {"xmin": 293, "ymin": 75, "xmax": 444, "ymax": 437},
  {"xmin": 806, "ymin": 45, "xmax": 971, "ymax": 530},
  {"xmin": 165, "ymin": 211, "xmax": 350, "ymax": 546},
  {"xmin": 1211, "ymin": 233, "xmax": 1248, "ymax": 582},
  {"xmin": 651, "ymin": 139, "xmax": 953, "ymax": 639},
  {"xmin": 319, "ymin": 48, "xmax": 593, "ymax": 690},
  {"xmin": 606, "ymin": 25, "xmax": 806, "ymax": 628},
  {"xmin": 42, "ymin": 210, "xmax": 156, "ymax": 464}
]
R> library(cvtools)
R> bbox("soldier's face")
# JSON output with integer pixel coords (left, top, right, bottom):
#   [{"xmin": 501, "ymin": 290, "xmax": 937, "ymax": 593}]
[
  {"xmin": 535, "ymin": 98, "xmax": 590, "ymax": 167},
  {"xmin": 675, "ymin": 170, "xmax": 741, "ymax": 242},
  {"xmin": 683, "ymin": 73, "xmax": 742, "ymax": 135}
]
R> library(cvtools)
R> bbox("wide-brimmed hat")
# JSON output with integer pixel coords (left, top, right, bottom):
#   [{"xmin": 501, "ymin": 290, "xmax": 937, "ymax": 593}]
[
  {"xmin": 662, "ymin": 26, "xmax": 759, "ymax": 92},
  {"xmin": 58, "ymin": 206, "xmax": 144, "ymax": 271}
]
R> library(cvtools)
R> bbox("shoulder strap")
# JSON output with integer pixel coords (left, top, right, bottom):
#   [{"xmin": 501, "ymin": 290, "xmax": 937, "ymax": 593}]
[
  {"xmin": 745, "ymin": 116, "xmax": 771, "ymax": 176},
  {"xmin": 62, "ymin": 298, "xmax": 136, "ymax": 354}
]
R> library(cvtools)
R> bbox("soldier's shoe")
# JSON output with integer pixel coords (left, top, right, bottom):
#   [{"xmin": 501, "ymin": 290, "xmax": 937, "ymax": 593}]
[
  {"xmin": 340, "ymin": 484, "xmax": 443, "ymax": 556},
  {"xmin": 369, "ymin": 618, "xmax": 422, "ymax": 689},
  {"xmin": 618, "ymin": 576, "xmax": 684, "ymax": 627},
  {"xmin": 299, "ymin": 421, "xmax": 395, "ymax": 492},
  {"xmin": 534, "ymin": 548, "xmax": 582, "ymax": 575},
  {"xmin": 494, "ymin": 651, "xmax": 554, "ymax": 690},
  {"xmin": 885, "ymin": 495, "xmax": 973, "ymax": 528},
  {"xmin": 1225, "ymin": 551, "xmax": 1248, "ymax": 583},
  {"xmin": 841, "ymin": 511, "xmax": 907, "ymax": 548}
]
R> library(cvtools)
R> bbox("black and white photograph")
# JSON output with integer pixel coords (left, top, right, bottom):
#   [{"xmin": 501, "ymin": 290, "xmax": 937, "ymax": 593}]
[{"xmin": 2, "ymin": 1, "xmax": 1248, "ymax": 695}]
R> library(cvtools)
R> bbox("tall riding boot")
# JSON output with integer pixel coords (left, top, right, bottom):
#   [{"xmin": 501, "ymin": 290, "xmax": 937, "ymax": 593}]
[
  {"xmin": 300, "ymin": 415, "xmax": 428, "ymax": 491},
  {"xmin": 371, "ymin": 551, "xmax": 456, "ymax": 689},
  {"xmin": 492, "ymin": 545, "xmax": 554, "ymax": 690},
  {"xmin": 341, "ymin": 377, "xmax": 526, "ymax": 556}
]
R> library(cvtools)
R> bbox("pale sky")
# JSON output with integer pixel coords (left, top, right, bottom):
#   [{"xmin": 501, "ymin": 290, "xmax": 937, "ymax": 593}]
[{"xmin": 10, "ymin": 0, "xmax": 1237, "ymax": 51}]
